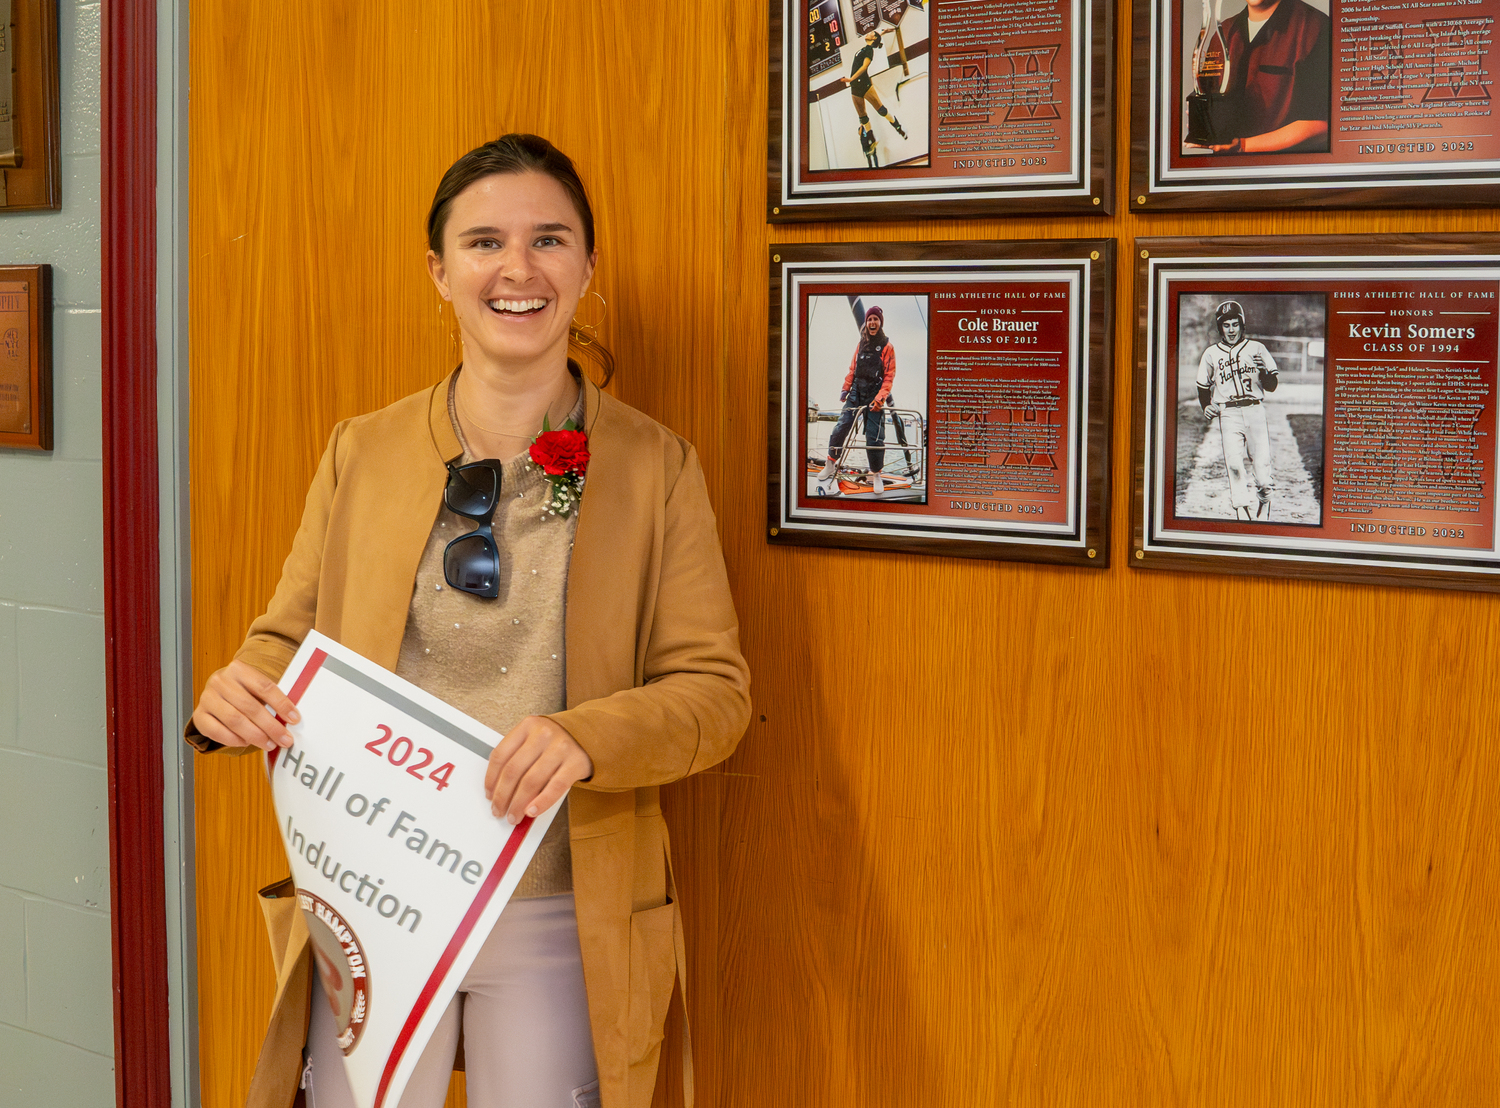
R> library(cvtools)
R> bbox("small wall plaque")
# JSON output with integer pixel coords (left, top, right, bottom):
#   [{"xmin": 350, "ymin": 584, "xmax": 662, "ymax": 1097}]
[
  {"xmin": 0, "ymin": 263, "xmax": 51, "ymax": 449},
  {"xmin": 0, "ymin": 0, "xmax": 61, "ymax": 211}
]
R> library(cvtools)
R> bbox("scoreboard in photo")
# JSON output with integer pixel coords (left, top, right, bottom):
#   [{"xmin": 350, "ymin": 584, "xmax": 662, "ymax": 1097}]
[{"xmin": 809, "ymin": 0, "xmax": 846, "ymax": 76}]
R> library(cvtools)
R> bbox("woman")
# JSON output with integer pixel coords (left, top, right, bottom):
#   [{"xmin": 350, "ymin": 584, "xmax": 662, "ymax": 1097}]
[
  {"xmin": 842, "ymin": 30, "xmax": 907, "ymax": 165},
  {"xmin": 817, "ymin": 304, "xmax": 896, "ymax": 494},
  {"xmin": 187, "ymin": 134, "xmax": 751, "ymax": 1108}
]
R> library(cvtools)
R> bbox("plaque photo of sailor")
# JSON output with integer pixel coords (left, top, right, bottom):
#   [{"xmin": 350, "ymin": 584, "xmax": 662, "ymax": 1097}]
[
  {"xmin": 1180, "ymin": 0, "xmax": 1331, "ymax": 155},
  {"xmin": 805, "ymin": 292, "xmax": 929, "ymax": 503},
  {"xmin": 806, "ymin": 0, "xmax": 931, "ymax": 172},
  {"xmin": 1173, "ymin": 291, "xmax": 1326, "ymax": 524}
]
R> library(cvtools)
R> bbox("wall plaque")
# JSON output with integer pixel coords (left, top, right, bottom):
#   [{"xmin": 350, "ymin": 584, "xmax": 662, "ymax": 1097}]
[
  {"xmin": 1132, "ymin": 0, "xmax": 1500, "ymax": 211},
  {"xmin": 0, "ymin": 263, "xmax": 49, "ymax": 450},
  {"xmin": 1132, "ymin": 236, "xmax": 1500, "ymax": 590},
  {"xmin": 771, "ymin": 0, "xmax": 1115, "ymax": 221},
  {"xmin": 0, "ymin": 0, "xmax": 60, "ymax": 211},
  {"xmin": 770, "ymin": 240, "xmax": 1114, "ymax": 564}
]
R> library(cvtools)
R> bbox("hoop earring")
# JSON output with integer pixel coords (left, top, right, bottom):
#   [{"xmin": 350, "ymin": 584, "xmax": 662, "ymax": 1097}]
[
  {"xmin": 571, "ymin": 290, "xmax": 607, "ymax": 347},
  {"xmin": 439, "ymin": 298, "xmax": 462, "ymax": 353}
]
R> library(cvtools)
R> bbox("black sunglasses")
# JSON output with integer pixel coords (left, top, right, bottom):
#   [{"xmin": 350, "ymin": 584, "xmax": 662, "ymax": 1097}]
[{"xmin": 442, "ymin": 460, "xmax": 503, "ymax": 598}]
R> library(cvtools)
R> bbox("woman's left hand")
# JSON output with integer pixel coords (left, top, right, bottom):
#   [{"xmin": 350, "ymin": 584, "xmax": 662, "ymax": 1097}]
[{"xmin": 485, "ymin": 715, "xmax": 594, "ymax": 824}]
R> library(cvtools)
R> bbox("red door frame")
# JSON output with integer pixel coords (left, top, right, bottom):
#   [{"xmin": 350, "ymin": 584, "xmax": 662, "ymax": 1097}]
[{"xmin": 102, "ymin": 1, "xmax": 172, "ymax": 1106}]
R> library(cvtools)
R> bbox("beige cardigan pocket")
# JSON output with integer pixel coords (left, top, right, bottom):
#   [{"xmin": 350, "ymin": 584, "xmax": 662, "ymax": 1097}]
[
  {"xmin": 627, "ymin": 899, "xmax": 677, "ymax": 1061},
  {"xmin": 258, "ymin": 877, "xmax": 300, "ymax": 974}
]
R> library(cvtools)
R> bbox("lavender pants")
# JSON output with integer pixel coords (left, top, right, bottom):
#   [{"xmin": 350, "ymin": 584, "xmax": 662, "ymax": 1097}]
[{"xmin": 303, "ymin": 893, "xmax": 599, "ymax": 1108}]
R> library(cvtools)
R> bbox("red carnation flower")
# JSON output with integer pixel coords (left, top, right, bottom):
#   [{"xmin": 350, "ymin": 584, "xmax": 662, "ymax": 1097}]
[{"xmin": 529, "ymin": 428, "xmax": 590, "ymax": 476}]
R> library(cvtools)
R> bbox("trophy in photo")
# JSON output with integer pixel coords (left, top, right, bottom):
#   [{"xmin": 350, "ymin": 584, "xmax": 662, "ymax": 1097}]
[{"xmin": 1186, "ymin": 0, "xmax": 1232, "ymax": 146}]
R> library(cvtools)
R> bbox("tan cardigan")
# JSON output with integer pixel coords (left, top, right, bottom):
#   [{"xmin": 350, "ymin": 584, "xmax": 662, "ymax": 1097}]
[{"xmin": 193, "ymin": 371, "xmax": 750, "ymax": 1108}]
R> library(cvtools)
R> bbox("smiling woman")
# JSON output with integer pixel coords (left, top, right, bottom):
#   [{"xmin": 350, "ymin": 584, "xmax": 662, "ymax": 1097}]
[
  {"xmin": 425, "ymin": 140, "xmax": 607, "ymax": 460},
  {"xmin": 185, "ymin": 134, "xmax": 751, "ymax": 1108}
]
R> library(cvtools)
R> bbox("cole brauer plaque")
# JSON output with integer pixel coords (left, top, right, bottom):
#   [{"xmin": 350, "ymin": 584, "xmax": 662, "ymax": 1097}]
[
  {"xmin": 1133, "ymin": 236, "xmax": 1500, "ymax": 590},
  {"xmin": 770, "ymin": 240, "xmax": 1113, "ymax": 564},
  {"xmin": 1133, "ymin": 0, "xmax": 1500, "ymax": 208}
]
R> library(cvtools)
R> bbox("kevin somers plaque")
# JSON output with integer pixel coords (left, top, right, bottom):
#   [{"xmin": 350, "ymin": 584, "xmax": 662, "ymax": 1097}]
[{"xmin": 1133, "ymin": 235, "xmax": 1500, "ymax": 590}]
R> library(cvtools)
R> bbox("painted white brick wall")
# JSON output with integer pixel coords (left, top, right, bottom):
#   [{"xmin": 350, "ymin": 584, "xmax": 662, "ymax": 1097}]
[{"xmin": 0, "ymin": 3, "xmax": 116, "ymax": 1104}]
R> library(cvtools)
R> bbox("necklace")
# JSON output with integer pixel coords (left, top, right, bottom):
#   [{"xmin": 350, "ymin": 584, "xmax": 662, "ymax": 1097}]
[{"xmin": 457, "ymin": 374, "xmax": 574, "ymax": 439}]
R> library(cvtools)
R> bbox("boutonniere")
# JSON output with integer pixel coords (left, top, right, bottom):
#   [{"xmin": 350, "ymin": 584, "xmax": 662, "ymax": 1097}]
[{"xmin": 529, "ymin": 415, "xmax": 590, "ymax": 518}]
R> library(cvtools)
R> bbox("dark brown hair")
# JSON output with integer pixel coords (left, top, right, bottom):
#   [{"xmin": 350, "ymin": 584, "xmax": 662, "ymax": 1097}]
[{"xmin": 427, "ymin": 134, "xmax": 614, "ymax": 385}]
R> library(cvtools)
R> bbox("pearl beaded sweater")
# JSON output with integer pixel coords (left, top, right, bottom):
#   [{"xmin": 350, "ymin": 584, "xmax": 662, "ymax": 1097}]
[{"xmin": 392, "ymin": 382, "xmax": 585, "ymax": 899}]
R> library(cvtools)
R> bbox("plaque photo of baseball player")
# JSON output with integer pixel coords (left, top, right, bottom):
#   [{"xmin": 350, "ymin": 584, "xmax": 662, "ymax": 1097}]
[
  {"xmin": 805, "ymin": 292, "xmax": 929, "ymax": 502},
  {"xmin": 1173, "ymin": 292, "xmax": 1326, "ymax": 525}
]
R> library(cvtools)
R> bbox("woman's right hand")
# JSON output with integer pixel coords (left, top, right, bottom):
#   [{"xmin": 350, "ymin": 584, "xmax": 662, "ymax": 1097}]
[{"xmin": 191, "ymin": 659, "xmax": 301, "ymax": 751}]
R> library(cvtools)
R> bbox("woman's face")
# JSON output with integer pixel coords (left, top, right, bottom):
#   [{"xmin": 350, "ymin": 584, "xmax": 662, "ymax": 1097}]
[
  {"xmin": 865, "ymin": 31, "xmax": 877, "ymax": 44},
  {"xmin": 427, "ymin": 171, "xmax": 597, "ymax": 372}
]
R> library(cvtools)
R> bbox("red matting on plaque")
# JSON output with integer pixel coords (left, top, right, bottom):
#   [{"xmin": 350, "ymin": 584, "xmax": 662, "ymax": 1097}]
[
  {"xmin": 1165, "ymin": 0, "xmax": 1500, "ymax": 176},
  {"xmin": 799, "ymin": 0, "xmax": 1076, "ymax": 185},
  {"xmin": 1161, "ymin": 278, "xmax": 1498, "ymax": 552},
  {"xmin": 795, "ymin": 279, "xmax": 1076, "ymax": 523}
]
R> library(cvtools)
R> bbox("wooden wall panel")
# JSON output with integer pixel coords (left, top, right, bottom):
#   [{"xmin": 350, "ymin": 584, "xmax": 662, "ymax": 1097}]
[
  {"xmin": 717, "ymin": 4, "xmax": 1500, "ymax": 1104},
  {"xmin": 193, "ymin": 1, "xmax": 1500, "ymax": 1106},
  {"xmin": 190, "ymin": 3, "xmax": 726, "ymax": 1105}
]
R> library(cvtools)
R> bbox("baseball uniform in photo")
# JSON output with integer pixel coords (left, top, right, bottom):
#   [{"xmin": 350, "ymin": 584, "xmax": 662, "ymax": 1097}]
[{"xmin": 1196, "ymin": 321, "xmax": 1279, "ymax": 513}]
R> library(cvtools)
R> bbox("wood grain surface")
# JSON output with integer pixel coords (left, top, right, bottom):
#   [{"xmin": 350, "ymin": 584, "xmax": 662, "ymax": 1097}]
[{"xmin": 191, "ymin": 1, "xmax": 1500, "ymax": 1106}]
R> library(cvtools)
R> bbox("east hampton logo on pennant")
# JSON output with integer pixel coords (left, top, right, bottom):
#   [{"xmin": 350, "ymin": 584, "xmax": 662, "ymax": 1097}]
[{"xmin": 267, "ymin": 630, "xmax": 559, "ymax": 1108}]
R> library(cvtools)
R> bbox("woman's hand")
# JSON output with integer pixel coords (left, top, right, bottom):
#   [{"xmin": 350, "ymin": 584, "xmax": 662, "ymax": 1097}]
[
  {"xmin": 485, "ymin": 715, "xmax": 594, "ymax": 825},
  {"xmin": 841, "ymin": 76, "xmax": 852, "ymax": 85},
  {"xmin": 191, "ymin": 659, "xmax": 300, "ymax": 751}
]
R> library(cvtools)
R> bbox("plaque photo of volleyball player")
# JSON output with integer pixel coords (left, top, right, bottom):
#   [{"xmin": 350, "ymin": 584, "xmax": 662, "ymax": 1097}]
[
  {"xmin": 774, "ymin": 0, "xmax": 1114, "ymax": 221},
  {"xmin": 805, "ymin": 0, "xmax": 930, "ymax": 172},
  {"xmin": 805, "ymin": 293, "xmax": 930, "ymax": 503},
  {"xmin": 1173, "ymin": 291, "xmax": 1326, "ymax": 525}
]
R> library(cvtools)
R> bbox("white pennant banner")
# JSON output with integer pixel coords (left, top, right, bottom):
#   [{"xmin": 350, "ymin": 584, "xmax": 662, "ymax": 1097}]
[{"xmin": 267, "ymin": 630, "xmax": 558, "ymax": 1108}]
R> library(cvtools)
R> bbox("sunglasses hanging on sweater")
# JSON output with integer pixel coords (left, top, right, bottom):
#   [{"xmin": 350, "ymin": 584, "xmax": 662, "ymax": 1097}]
[{"xmin": 442, "ymin": 459, "xmax": 504, "ymax": 598}]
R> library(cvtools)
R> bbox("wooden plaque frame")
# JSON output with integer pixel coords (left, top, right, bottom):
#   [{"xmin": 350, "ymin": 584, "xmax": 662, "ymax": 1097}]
[
  {"xmin": 0, "ymin": 262, "xmax": 51, "ymax": 449},
  {"xmin": 1132, "ymin": 234, "xmax": 1500, "ymax": 592},
  {"xmin": 0, "ymin": 0, "xmax": 61, "ymax": 212},
  {"xmin": 771, "ymin": 0, "xmax": 1115, "ymax": 222},
  {"xmin": 1130, "ymin": 0, "xmax": 1500, "ymax": 213},
  {"xmin": 770, "ymin": 238, "xmax": 1114, "ymax": 565}
]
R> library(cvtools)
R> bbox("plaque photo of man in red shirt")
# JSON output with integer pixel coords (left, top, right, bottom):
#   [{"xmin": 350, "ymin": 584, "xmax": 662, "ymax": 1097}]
[{"xmin": 1182, "ymin": 0, "xmax": 1331, "ymax": 156}]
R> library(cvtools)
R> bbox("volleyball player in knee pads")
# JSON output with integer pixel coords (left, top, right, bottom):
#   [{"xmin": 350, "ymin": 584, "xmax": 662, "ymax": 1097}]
[{"xmin": 842, "ymin": 30, "xmax": 907, "ymax": 168}]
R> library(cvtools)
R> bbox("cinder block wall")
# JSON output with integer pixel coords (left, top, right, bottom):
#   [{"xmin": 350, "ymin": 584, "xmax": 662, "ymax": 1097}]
[{"xmin": 0, "ymin": 3, "xmax": 114, "ymax": 1103}]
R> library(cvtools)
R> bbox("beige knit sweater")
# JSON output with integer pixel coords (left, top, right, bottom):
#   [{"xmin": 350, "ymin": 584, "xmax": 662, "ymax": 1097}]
[{"xmin": 392, "ymin": 380, "xmax": 583, "ymax": 898}]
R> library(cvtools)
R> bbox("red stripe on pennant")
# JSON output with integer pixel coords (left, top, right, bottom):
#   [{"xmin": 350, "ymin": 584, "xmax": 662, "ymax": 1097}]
[
  {"xmin": 373, "ymin": 816, "xmax": 533, "ymax": 1108},
  {"xmin": 267, "ymin": 648, "xmax": 327, "ymax": 771},
  {"xmin": 286, "ymin": 648, "xmax": 328, "ymax": 706}
]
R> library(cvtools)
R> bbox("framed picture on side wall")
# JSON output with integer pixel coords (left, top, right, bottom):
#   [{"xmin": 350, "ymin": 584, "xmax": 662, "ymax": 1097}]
[
  {"xmin": 0, "ymin": 0, "xmax": 62, "ymax": 212},
  {"xmin": 769, "ymin": 239, "xmax": 1114, "ymax": 565},
  {"xmin": 1132, "ymin": 235, "xmax": 1500, "ymax": 591},
  {"xmin": 1131, "ymin": 0, "xmax": 1500, "ymax": 211},
  {"xmin": 770, "ymin": 0, "xmax": 1115, "ymax": 221}
]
